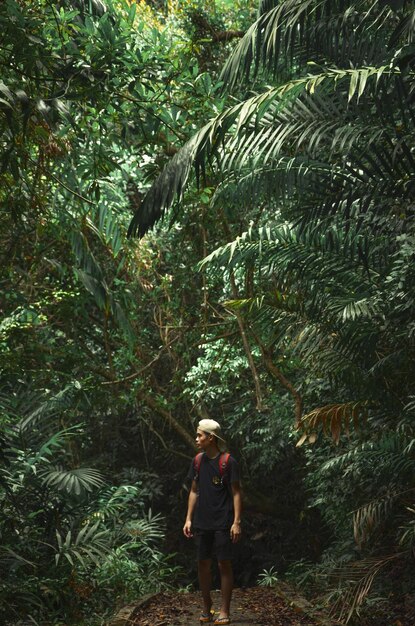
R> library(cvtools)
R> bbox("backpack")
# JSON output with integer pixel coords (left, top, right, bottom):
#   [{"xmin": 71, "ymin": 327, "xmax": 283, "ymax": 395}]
[{"xmin": 193, "ymin": 452, "xmax": 230, "ymax": 482}]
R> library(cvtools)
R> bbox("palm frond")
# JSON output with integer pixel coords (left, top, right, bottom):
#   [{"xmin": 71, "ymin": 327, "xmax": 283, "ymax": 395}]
[
  {"xmin": 299, "ymin": 401, "xmax": 369, "ymax": 444},
  {"xmin": 201, "ymin": 223, "xmax": 381, "ymax": 292},
  {"xmin": 19, "ymin": 383, "xmax": 82, "ymax": 434},
  {"xmin": 0, "ymin": 546, "xmax": 36, "ymax": 570},
  {"xmin": 71, "ymin": 225, "xmax": 135, "ymax": 340},
  {"xmin": 128, "ymin": 65, "xmax": 406, "ymax": 237},
  {"xmin": 127, "ymin": 122, "xmax": 220, "ymax": 237},
  {"xmin": 221, "ymin": 0, "xmax": 402, "ymax": 88},
  {"xmin": 320, "ymin": 427, "xmax": 415, "ymax": 475},
  {"xmin": 55, "ymin": 522, "xmax": 110, "ymax": 568},
  {"xmin": 36, "ymin": 426, "xmax": 84, "ymax": 458},
  {"xmin": 42, "ymin": 467, "xmax": 105, "ymax": 496},
  {"xmin": 329, "ymin": 553, "xmax": 403, "ymax": 623},
  {"xmin": 353, "ymin": 489, "xmax": 404, "ymax": 546},
  {"xmin": 124, "ymin": 511, "xmax": 165, "ymax": 544},
  {"xmin": 389, "ymin": 8, "xmax": 415, "ymax": 46},
  {"xmin": 399, "ymin": 505, "xmax": 415, "ymax": 548},
  {"xmin": 88, "ymin": 484, "xmax": 141, "ymax": 522}
]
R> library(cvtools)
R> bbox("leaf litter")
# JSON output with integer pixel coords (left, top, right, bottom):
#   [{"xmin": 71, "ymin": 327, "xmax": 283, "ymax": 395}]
[{"xmin": 130, "ymin": 587, "xmax": 321, "ymax": 625}]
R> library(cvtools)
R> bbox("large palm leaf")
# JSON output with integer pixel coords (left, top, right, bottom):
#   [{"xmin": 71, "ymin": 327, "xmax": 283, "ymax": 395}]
[
  {"xmin": 128, "ymin": 66, "xmax": 412, "ymax": 238},
  {"xmin": 221, "ymin": 0, "xmax": 400, "ymax": 87},
  {"xmin": 128, "ymin": 0, "xmax": 415, "ymax": 238}
]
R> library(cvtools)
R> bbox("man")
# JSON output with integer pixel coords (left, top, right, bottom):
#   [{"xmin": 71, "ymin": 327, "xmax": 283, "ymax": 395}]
[{"xmin": 183, "ymin": 419, "xmax": 242, "ymax": 625}]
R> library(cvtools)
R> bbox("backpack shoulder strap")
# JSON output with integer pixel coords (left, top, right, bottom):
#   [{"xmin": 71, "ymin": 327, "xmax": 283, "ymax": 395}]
[
  {"xmin": 193, "ymin": 452, "xmax": 204, "ymax": 478},
  {"xmin": 219, "ymin": 452, "xmax": 230, "ymax": 478}
]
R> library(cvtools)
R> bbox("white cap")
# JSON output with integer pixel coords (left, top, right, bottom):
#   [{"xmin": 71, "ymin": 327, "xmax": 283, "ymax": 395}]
[{"xmin": 197, "ymin": 419, "xmax": 227, "ymax": 452}]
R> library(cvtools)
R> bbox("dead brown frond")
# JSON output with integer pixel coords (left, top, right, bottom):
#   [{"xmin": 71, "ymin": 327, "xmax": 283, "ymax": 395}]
[
  {"xmin": 328, "ymin": 553, "xmax": 404, "ymax": 623},
  {"xmin": 298, "ymin": 401, "xmax": 369, "ymax": 445},
  {"xmin": 353, "ymin": 491, "xmax": 399, "ymax": 547}
]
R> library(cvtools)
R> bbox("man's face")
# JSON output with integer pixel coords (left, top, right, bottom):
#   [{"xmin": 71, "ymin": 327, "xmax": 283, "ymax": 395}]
[{"xmin": 196, "ymin": 429, "xmax": 211, "ymax": 449}]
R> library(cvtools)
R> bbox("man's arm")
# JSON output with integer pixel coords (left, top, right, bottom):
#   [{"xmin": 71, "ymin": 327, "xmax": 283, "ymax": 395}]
[
  {"xmin": 230, "ymin": 481, "xmax": 242, "ymax": 543},
  {"xmin": 183, "ymin": 479, "xmax": 198, "ymax": 538}
]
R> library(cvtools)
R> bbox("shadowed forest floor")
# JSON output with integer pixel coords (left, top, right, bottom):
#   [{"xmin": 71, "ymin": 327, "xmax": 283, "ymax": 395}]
[{"xmin": 127, "ymin": 587, "xmax": 323, "ymax": 626}]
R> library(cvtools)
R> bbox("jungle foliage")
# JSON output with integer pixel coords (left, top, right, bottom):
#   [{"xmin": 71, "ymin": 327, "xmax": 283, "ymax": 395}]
[
  {"xmin": 129, "ymin": 0, "xmax": 415, "ymax": 622},
  {"xmin": 1, "ymin": 0, "xmax": 415, "ymax": 625},
  {"xmin": 0, "ymin": 1, "xmax": 264, "ymax": 623}
]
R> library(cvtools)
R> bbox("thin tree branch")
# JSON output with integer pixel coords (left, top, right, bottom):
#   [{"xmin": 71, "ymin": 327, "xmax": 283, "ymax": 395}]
[
  {"xmin": 137, "ymin": 391, "xmax": 196, "ymax": 450},
  {"xmin": 140, "ymin": 417, "xmax": 193, "ymax": 461},
  {"xmin": 220, "ymin": 213, "xmax": 266, "ymax": 411},
  {"xmin": 256, "ymin": 339, "xmax": 303, "ymax": 428},
  {"xmin": 101, "ymin": 335, "xmax": 180, "ymax": 386},
  {"xmin": 225, "ymin": 274, "xmax": 266, "ymax": 411},
  {"xmin": 28, "ymin": 157, "xmax": 94, "ymax": 205},
  {"xmin": 211, "ymin": 30, "xmax": 245, "ymax": 42}
]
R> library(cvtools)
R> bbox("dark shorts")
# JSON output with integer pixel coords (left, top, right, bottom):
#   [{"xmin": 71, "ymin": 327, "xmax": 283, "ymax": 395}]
[{"xmin": 194, "ymin": 528, "xmax": 233, "ymax": 561}]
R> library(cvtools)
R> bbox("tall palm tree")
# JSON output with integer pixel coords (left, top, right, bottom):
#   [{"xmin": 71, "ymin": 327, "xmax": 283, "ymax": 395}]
[
  {"xmin": 128, "ymin": 0, "xmax": 415, "ymax": 441},
  {"xmin": 129, "ymin": 1, "xmax": 415, "ymax": 619}
]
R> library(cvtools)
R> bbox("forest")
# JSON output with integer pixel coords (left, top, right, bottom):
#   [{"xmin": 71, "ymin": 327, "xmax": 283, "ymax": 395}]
[{"xmin": 1, "ymin": 0, "xmax": 415, "ymax": 625}]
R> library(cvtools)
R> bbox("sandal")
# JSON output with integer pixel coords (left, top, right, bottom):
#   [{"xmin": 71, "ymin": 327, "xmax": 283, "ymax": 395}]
[
  {"xmin": 200, "ymin": 608, "xmax": 215, "ymax": 623},
  {"xmin": 214, "ymin": 618, "xmax": 231, "ymax": 625}
]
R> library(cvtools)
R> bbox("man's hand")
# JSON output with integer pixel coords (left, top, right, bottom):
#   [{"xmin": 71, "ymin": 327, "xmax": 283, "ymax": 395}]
[
  {"xmin": 183, "ymin": 520, "xmax": 193, "ymax": 538},
  {"xmin": 230, "ymin": 521, "xmax": 242, "ymax": 543}
]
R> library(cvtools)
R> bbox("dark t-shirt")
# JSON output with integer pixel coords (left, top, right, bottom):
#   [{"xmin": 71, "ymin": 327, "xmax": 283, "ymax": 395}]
[{"xmin": 187, "ymin": 453, "xmax": 240, "ymax": 530}]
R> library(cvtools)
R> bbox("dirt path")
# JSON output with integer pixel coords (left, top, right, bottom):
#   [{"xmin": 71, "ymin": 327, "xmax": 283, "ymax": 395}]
[{"xmin": 125, "ymin": 587, "xmax": 324, "ymax": 626}]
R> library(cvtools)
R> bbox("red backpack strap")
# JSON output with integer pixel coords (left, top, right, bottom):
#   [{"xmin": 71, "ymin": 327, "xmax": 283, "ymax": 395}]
[
  {"xmin": 219, "ymin": 452, "xmax": 230, "ymax": 478},
  {"xmin": 193, "ymin": 452, "xmax": 204, "ymax": 478}
]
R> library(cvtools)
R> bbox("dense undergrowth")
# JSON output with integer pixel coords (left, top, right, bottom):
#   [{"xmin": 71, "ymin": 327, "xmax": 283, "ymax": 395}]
[{"xmin": 1, "ymin": 1, "xmax": 415, "ymax": 625}]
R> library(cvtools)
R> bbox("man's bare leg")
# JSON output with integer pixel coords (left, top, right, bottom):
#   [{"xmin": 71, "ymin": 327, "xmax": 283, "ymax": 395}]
[
  {"xmin": 198, "ymin": 558, "xmax": 213, "ymax": 615},
  {"xmin": 217, "ymin": 559, "xmax": 233, "ymax": 619}
]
